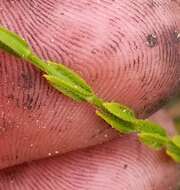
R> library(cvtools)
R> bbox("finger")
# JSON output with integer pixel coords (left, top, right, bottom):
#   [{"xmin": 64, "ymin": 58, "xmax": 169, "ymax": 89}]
[
  {"xmin": 0, "ymin": 0, "xmax": 180, "ymax": 169},
  {"xmin": 0, "ymin": 110, "xmax": 178, "ymax": 190}
]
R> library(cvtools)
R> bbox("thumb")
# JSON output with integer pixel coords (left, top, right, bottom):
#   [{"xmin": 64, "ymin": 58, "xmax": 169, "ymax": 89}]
[{"xmin": 0, "ymin": 0, "xmax": 180, "ymax": 169}]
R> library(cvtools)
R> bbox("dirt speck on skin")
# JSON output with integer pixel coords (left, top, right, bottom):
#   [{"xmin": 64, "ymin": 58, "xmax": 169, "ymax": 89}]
[
  {"xmin": 48, "ymin": 152, "xmax": 52, "ymax": 157},
  {"xmin": 18, "ymin": 73, "xmax": 34, "ymax": 89},
  {"xmin": 146, "ymin": 34, "xmax": 158, "ymax": 47},
  {"xmin": 1, "ymin": 163, "xmax": 29, "ymax": 183},
  {"xmin": 23, "ymin": 94, "xmax": 34, "ymax": 110},
  {"xmin": 123, "ymin": 164, "xmax": 128, "ymax": 169},
  {"xmin": 174, "ymin": 31, "xmax": 180, "ymax": 42}
]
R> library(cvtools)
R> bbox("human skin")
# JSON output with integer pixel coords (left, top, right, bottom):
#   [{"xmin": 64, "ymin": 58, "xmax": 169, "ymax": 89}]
[
  {"xmin": 0, "ymin": 110, "xmax": 179, "ymax": 190},
  {"xmin": 0, "ymin": 0, "xmax": 180, "ymax": 189}
]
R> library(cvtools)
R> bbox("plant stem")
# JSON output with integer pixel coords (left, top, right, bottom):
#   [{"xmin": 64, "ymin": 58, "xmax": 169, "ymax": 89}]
[{"xmin": 28, "ymin": 54, "xmax": 47, "ymax": 72}]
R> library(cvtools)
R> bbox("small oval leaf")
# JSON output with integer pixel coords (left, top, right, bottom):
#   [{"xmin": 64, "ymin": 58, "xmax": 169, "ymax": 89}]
[
  {"xmin": 96, "ymin": 110, "xmax": 135, "ymax": 133},
  {"xmin": 166, "ymin": 142, "xmax": 180, "ymax": 163},
  {"xmin": 46, "ymin": 61, "xmax": 93, "ymax": 93},
  {"xmin": 0, "ymin": 27, "xmax": 31, "ymax": 59},
  {"xmin": 44, "ymin": 75, "xmax": 92, "ymax": 101},
  {"xmin": 139, "ymin": 133, "xmax": 168, "ymax": 150},
  {"xmin": 135, "ymin": 120, "xmax": 167, "ymax": 137},
  {"xmin": 172, "ymin": 135, "xmax": 180, "ymax": 148},
  {"xmin": 102, "ymin": 102, "xmax": 136, "ymax": 122}
]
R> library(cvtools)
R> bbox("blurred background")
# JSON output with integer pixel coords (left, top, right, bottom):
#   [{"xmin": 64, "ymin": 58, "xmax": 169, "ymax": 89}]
[
  {"xmin": 166, "ymin": 91, "xmax": 180, "ymax": 190},
  {"xmin": 166, "ymin": 91, "xmax": 180, "ymax": 134}
]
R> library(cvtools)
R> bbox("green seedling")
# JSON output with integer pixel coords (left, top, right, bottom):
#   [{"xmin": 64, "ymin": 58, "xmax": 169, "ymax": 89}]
[{"xmin": 0, "ymin": 26, "xmax": 179, "ymax": 162}]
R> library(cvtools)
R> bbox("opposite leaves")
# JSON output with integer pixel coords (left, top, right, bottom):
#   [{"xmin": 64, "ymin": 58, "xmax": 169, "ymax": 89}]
[
  {"xmin": 0, "ymin": 26, "xmax": 180, "ymax": 163},
  {"xmin": 0, "ymin": 27, "xmax": 31, "ymax": 59}
]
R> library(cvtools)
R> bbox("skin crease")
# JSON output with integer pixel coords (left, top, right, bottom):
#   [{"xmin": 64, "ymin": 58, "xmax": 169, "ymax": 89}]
[
  {"xmin": 0, "ymin": 0, "xmax": 179, "ymax": 189},
  {"xmin": 0, "ymin": 110, "xmax": 179, "ymax": 190}
]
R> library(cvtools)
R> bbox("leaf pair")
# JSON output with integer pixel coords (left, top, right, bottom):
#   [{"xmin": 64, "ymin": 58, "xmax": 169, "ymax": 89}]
[
  {"xmin": 96, "ymin": 102, "xmax": 169, "ymax": 150},
  {"xmin": 0, "ymin": 26, "xmax": 180, "ymax": 163},
  {"xmin": 96, "ymin": 102, "xmax": 136, "ymax": 133},
  {"xmin": 97, "ymin": 102, "xmax": 180, "ymax": 158},
  {"xmin": 167, "ymin": 136, "xmax": 180, "ymax": 162},
  {"xmin": 135, "ymin": 120, "xmax": 168, "ymax": 150},
  {"xmin": 44, "ymin": 61, "xmax": 93, "ymax": 101},
  {"xmin": 0, "ymin": 27, "xmax": 94, "ymax": 102}
]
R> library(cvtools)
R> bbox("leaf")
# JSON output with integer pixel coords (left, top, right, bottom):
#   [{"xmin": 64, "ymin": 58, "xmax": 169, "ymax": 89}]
[
  {"xmin": 139, "ymin": 133, "xmax": 168, "ymax": 150},
  {"xmin": 166, "ymin": 142, "xmax": 180, "ymax": 163},
  {"xmin": 96, "ymin": 110, "xmax": 135, "ymax": 133},
  {"xmin": 172, "ymin": 135, "xmax": 180, "ymax": 148},
  {"xmin": 135, "ymin": 120, "xmax": 167, "ymax": 137},
  {"xmin": 46, "ymin": 61, "xmax": 93, "ymax": 93},
  {"xmin": 102, "ymin": 102, "xmax": 136, "ymax": 122},
  {"xmin": 1, "ymin": 26, "xmax": 180, "ymax": 163},
  {"xmin": 44, "ymin": 75, "xmax": 92, "ymax": 101},
  {"xmin": 0, "ymin": 26, "xmax": 31, "ymax": 59}
]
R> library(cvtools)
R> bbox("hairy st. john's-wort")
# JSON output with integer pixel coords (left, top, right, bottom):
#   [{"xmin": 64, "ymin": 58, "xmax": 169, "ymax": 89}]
[{"xmin": 0, "ymin": 26, "xmax": 179, "ymax": 162}]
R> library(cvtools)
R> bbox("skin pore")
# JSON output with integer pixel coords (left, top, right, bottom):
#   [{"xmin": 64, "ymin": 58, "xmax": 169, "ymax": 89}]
[{"xmin": 0, "ymin": 0, "xmax": 180, "ymax": 189}]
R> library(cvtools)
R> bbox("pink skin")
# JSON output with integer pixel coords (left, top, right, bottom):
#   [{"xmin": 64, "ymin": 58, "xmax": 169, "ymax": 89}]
[
  {"xmin": 0, "ymin": 0, "xmax": 180, "ymax": 189},
  {"xmin": 0, "ymin": 110, "xmax": 179, "ymax": 190}
]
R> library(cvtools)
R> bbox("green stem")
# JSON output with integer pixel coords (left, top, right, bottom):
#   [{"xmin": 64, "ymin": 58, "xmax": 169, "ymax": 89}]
[
  {"xmin": 86, "ymin": 95, "xmax": 105, "ymax": 110},
  {"xmin": 0, "ymin": 26, "xmax": 180, "ymax": 163},
  {"xmin": 28, "ymin": 54, "xmax": 47, "ymax": 72}
]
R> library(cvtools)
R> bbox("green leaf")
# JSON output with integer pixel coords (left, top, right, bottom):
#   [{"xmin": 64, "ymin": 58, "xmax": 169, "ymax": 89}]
[
  {"xmin": 96, "ymin": 110, "xmax": 135, "ymax": 133},
  {"xmin": 46, "ymin": 61, "xmax": 93, "ymax": 93},
  {"xmin": 166, "ymin": 142, "xmax": 180, "ymax": 163},
  {"xmin": 139, "ymin": 133, "xmax": 168, "ymax": 150},
  {"xmin": 1, "ymin": 26, "xmax": 180, "ymax": 163},
  {"xmin": 0, "ymin": 26, "xmax": 31, "ymax": 59},
  {"xmin": 102, "ymin": 102, "xmax": 136, "ymax": 122},
  {"xmin": 44, "ymin": 75, "xmax": 92, "ymax": 101},
  {"xmin": 135, "ymin": 120, "xmax": 167, "ymax": 137},
  {"xmin": 172, "ymin": 135, "xmax": 180, "ymax": 148}
]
